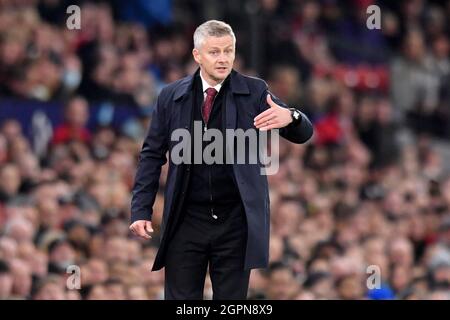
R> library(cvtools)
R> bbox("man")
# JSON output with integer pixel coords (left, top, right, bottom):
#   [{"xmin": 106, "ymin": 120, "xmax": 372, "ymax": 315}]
[
  {"xmin": 130, "ymin": 20, "xmax": 313, "ymax": 300},
  {"xmin": 0, "ymin": 259, "xmax": 13, "ymax": 299},
  {"xmin": 52, "ymin": 96, "xmax": 91, "ymax": 145}
]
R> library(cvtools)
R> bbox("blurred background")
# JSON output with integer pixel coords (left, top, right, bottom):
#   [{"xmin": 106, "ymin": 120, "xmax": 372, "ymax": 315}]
[{"xmin": 0, "ymin": 0, "xmax": 450, "ymax": 300}]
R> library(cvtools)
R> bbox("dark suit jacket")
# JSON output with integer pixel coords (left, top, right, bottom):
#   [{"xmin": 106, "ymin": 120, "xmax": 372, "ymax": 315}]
[{"xmin": 131, "ymin": 69, "xmax": 314, "ymax": 271}]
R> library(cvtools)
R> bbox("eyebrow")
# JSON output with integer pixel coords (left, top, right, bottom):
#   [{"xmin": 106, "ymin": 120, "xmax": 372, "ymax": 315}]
[{"xmin": 208, "ymin": 45, "xmax": 234, "ymax": 50}]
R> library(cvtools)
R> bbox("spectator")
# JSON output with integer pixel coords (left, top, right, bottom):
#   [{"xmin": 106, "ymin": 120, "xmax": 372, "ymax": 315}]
[
  {"xmin": 52, "ymin": 96, "xmax": 91, "ymax": 145},
  {"xmin": 266, "ymin": 262, "xmax": 301, "ymax": 299},
  {"xmin": 0, "ymin": 260, "xmax": 13, "ymax": 299}
]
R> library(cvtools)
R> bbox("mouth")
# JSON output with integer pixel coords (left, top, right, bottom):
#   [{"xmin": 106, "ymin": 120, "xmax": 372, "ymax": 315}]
[{"xmin": 216, "ymin": 66, "xmax": 228, "ymax": 72}]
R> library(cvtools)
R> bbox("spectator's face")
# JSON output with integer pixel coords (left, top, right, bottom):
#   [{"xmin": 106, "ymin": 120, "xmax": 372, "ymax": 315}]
[
  {"xmin": 66, "ymin": 290, "xmax": 81, "ymax": 300},
  {"xmin": 364, "ymin": 238, "xmax": 385, "ymax": 257},
  {"xmin": 391, "ymin": 266, "xmax": 412, "ymax": 292},
  {"xmin": 272, "ymin": 202, "xmax": 303, "ymax": 237},
  {"xmin": 432, "ymin": 265, "xmax": 450, "ymax": 285},
  {"xmin": 404, "ymin": 32, "xmax": 425, "ymax": 61},
  {"xmin": 0, "ymin": 134, "xmax": 7, "ymax": 164},
  {"xmin": 0, "ymin": 237, "xmax": 18, "ymax": 260},
  {"xmin": 432, "ymin": 36, "xmax": 449, "ymax": 59},
  {"xmin": 389, "ymin": 238, "xmax": 414, "ymax": 267},
  {"xmin": 298, "ymin": 219, "xmax": 320, "ymax": 246},
  {"xmin": 87, "ymin": 259, "xmax": 108, "ymax": 284},
  {"xmin": 34, "ymin": 282, "xmax": 66, "ymax": 300},
  {"xmin": 88, "ymin": 234, "xmax": 104, "ymax": 258},
  {"xmin": 288, "ymin": 235, "xmax": 311, "ymax": 261},
  {"xmin": 8, "ymin": 137, "xmax": 31, "ymax": 163},
  {"xmin": 17, "ymin": 241, "xmax": 36, "ymax": 261},
  {"xmin": 336, "ymin": 226, "xmax": 359, "ymax": 248},
  {"xmin": 329, "ymin": 257, "xmax": 357, "ymax": 279},
  {"xmin": 269, "ymin": 67, "xmax": 300, "ymax": 102},
  {"xmin": 108, "ymin": 184, "xmax": 130, "ymax": 212},
  {"xmin": 93, "ymin": 128, "xmax": 116, "ymax": 149},
  {"xmin": 0, "ymin": 272, "xmax": 13, "ymax": 299},
  {"xmin": 17, "ymin": 153, "xmax": 40, "ymax": 180},
  {"xmin": 11, "ymin": 260, "xmax": 32, "ymax": 297},
  {"xmin": 38, "ymin": 198, "xmax": 60, "ymax": 229},
  {"xmin": 29, "ymin": 250, "xmax": 48, "ymax": 278},
  {"xmin": 147, "ymin": 284, "xmax": 164, "ymax": 300},
  {"xmin": 127, "ymin": 285, "xmax": 148, "ymax": 300},
  {"xmin": 295, "ymin": 290, "xmax": 316, "ymax": 300},
  {"xmin": 49, "ymin": 242, "xmax": 76, "ymax": 267},
  {"xmin": 1, "ymin": 38, "xmax": 24, "ymax": 66},
  {"xmin": 309, "ymin": 259, "xmax": 330, "ymax": 274},
  {"xmin": 6, "ymin": 219, "xmax": 35, "ymax": 244},
  {"xmin": 302, "ymin": 1, "xmax": 320, "ymax": 23},
  {"xmin": 104, "ymin": 237, "xmax": 128, "ymax": 263},
  {"xmin": 337, "ymin": 275, "xmax": 364, "ymax": 300},
  {"xmin": 1, "ymin": 120, "xmax": 22, "ymax": 142},
  {"xmin": 427, "ymin": 290, "xmax": 450, "ymax": 300},
  {"xmin": 309, "ymin": 277, "xmax": 335, "ymax": 299},
  {"xmin": 67, "ymin": 224, "xmax": 91, "ymax": 247},
  {"xmin": 87, "ymin": 284, "xmax": 108, "ymax": 300},
  {"xmin": 106, "ymin": 283, "xmax": 126, "ymax": 300},
  {"xmin": 126, "ymin": 240, "xmax": 142, "ymax": 264},
  {"xmin": 267, "ymin": 269, "xmax": 299, "ymax": 299},
  {"xmin": 439, "ymin": 227, "xmax": 450, "ymax": 246},
  {"xmin": 0, "ymin": 164, "xmax": 21, "ymax": 196},
  {"xmin": 193, "ymin": 35, "xmax": 235, "ymax": 84},
  {"xmin": 66, "ymin": 98, "xmax": 89, "ymax": 127}
]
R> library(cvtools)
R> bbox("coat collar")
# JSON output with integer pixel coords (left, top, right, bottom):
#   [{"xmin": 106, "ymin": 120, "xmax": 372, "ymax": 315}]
[{"xmin": 173, "ymin": 68, "xmax": 249, "ymax": 101}]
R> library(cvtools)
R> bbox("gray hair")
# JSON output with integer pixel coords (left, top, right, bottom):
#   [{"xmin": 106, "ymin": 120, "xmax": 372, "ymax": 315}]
[{"xmin": 193, "ymin": 20, "xmax": 236, "ymax": 49}]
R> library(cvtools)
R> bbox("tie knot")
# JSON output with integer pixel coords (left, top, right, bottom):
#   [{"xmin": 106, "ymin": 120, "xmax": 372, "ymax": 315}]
[{"xmin": 205, "ymin": 87, "xmax": 217, "ymax": 97}]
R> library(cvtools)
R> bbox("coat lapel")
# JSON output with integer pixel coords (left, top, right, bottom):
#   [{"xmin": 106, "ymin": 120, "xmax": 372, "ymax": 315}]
[
  {"xmin": 172, "ymin": 72, "xmax": 195, "ymax": 132},
  {"xmin": 172, "ymin": 68, "xmax": 250, "ymax": 132},
  {"xmin": 226, "ymin": 69, "xmax": 250, "ymax": 130}
]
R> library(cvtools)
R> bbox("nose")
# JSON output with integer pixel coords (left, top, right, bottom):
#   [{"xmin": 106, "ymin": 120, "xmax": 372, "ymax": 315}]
[{"xmin": 217, "ymin": 53, "xmax": 228, "ymax": 64}]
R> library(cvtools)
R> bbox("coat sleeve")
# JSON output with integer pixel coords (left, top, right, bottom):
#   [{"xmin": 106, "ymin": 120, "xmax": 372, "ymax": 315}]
[
  {"xmin": 258, "ymin": 84, "xmax": 314, "ymax": 144},
  {"xmin": 130, "ymin": 88, "xmax": 169, "ymax": 223}
]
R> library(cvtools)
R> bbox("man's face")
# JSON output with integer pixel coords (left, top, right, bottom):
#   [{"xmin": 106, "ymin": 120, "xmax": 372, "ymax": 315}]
[
  {"xmin": 192, "ymin": 35, "xmax": 235, "ymax": 83},
  {"xmin": 66, "ymin": 98, "xmax": 89, "ymax": 127}
]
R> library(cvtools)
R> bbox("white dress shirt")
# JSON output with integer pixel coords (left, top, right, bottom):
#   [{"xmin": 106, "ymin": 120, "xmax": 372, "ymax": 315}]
[{"xmin": 199, "ymin": 71, "xmax": 223, "ymax": 99}]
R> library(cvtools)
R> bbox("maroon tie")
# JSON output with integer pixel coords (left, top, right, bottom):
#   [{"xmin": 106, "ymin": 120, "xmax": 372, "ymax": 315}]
[{"xmin": 202, "ymin": 87, "xmax": 218, "ymax": 124}]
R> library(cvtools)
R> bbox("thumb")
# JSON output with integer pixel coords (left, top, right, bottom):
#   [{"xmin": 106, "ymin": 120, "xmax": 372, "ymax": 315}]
[
  {"xmin": 266, "ymin": 94, "xmax": 277, "ymax": 108},
  {"xmin": 145, "ymin": 221, "xmax": 154, "ymax": 233}
]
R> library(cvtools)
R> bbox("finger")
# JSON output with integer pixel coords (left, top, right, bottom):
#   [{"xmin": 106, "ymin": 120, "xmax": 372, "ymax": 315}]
[
  {"xmin": 255, "ymin": 111, "xmax": 277, "ymax": 124},
  {"xmin": 145, "ymin": 221, "xmax": 154, "ymax": 234},
  {"xmin": 259, "ymin": 122, "xmax": 280, "ymax": 131},
  {"xmin": 254, "ymin": 108, "xmax": 274, "ymax": 122},
  {"xmin": 266, "ymin": 94, "xmax": 278, "ymax": 108},
  {"xmin": 254, "ymin": 113, "xmax": 277, "ymax": 128},
  {"xmin": 136, "ymin": 223, "xmax": 151, "ymax": 239}
]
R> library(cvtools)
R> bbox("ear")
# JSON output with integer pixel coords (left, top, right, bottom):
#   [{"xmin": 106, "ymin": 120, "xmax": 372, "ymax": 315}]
[{"xmin": 192, "ymin": 48, "xmax": 201, "ymax": 64}]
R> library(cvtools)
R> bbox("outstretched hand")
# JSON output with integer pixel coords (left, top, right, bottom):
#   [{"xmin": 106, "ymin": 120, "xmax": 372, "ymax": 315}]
[{"xmin": 254, "ymin": 94, "xmax": 293, "ymax": 131}]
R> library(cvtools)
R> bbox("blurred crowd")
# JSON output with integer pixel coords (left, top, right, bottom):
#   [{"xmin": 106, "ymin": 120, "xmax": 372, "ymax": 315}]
[{"xmin": 0, "ymin": 0, "xmax": 450, "ymax": 300}]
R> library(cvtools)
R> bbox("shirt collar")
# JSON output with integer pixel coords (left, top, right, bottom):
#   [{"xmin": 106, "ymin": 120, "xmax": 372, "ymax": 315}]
[{"xmin": 199, "ymin": 70, "xmax": 223, "ymax": 94}]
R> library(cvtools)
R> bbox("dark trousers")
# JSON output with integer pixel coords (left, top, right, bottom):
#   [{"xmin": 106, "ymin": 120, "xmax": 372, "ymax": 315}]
[{"xmin": 164, "ymin": 202, "xmax": 250, "ymax": 300}]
